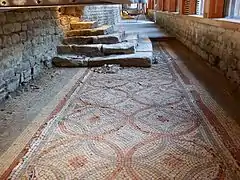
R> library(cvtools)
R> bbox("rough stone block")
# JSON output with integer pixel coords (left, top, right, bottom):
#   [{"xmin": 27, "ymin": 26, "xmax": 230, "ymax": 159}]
[
  {"xmin": 93, "ymin": 34, "xmax": 122, "ymax": 44},
  {"xmin": 21, "ymin": 23, "xmax": 28, "ymax": 31},
  {"xmin": 89, "ymin": 52, "xmax": 152, "ymax": 67},
  {"xmin": 3, "ymin": 69, "xmax": 15, "ymax": 81},
  {"xmin": 27, "ymin": 21, "xmax": 34, "ymax": 30},
  {"xmin": 66, "ymin": 25, "xmax": 113, "ymax": 37},
  {"xmin": 38, "ymin": 11, "xmax": 45, "ymax": 19},
  {"xmin": 11, "ymin": 34, "xmax": 20, "ymax": 44},
  {"xmin": 0, "ymin": 13, "xmax": 6, "ymax": 24},
  {"xmin": 63, "ymin": 36, "xmax": 94, "ymax": 45},
  {"xmin": 19, "ymin": 32, "xmax": 27, "ymax": 42},
  {"xmin": 31, "ymin": 11, "xmax": 38, "ymax": 20},
  {"xmin": 70, "ymin": 21, "xmax": 98, "ymax": 30},
  {"xmin": 32, "ymin": 64, "xmax": 42, "ymax": 78},
  {"xmin": 57, "ymin": 44, "xmax": 103, "ymax": 57},
  {"xmin": 6, "ymin": 12, "xmax": 16, "ymax": 23},
  {"xmin": 22, "ymin": 69, "xmax": 32, "ymax": 82},
  {"xmin": 2, "ymin": 24, "xmax": 14, "ymax": 34},
  {"xmin": 14, "ymin": 23, "xmax": 22, "ymax": 32},
  {"xmin": 52, "ymin": 55, "xmax": 89, "ymax": 67},
  {"xmin": 103, "ymin": 42, "xmax": 135, "ymax": 55},
  {"xmin": 6, "ymin": 77, "xmax": 19, "ymax": 92}
]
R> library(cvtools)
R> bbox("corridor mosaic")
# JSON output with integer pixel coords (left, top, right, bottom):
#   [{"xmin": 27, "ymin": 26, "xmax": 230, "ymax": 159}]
[{"xmin": 4, "ymin": 43, "xmax": 240, "ymax": 179}]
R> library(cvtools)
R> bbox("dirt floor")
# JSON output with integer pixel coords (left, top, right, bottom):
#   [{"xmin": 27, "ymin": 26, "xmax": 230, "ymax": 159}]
[{"xmin": 0, "ymin": 67, "xmax": 86, "ymax": 155}]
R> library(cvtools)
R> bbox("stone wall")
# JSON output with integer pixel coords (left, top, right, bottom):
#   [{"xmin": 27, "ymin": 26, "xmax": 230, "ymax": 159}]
[
  {"xmin": 0, "ymin": 5, "xmax": 121, "ymax": 102},
  {"xmin": 0, "ymin": 8, "xmax": 64, "ymax": 102},
  {"xmin": 148, "ymin": 10, "xmax": 240, "ymax": 89},
  {"xmin": 60, "ymin": 5, "xmax": 121, "ymax": 27},
  {"xmin": 82, "ymin": 5, "xmax": 121, "ymax": 26}
]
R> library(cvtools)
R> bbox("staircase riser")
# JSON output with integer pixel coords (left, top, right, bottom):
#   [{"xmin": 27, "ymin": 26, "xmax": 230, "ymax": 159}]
[
  {"xmin": 66, "ymin": 27, "xmax": 114, "ymax": 37},
  {"xmin": 53, "ymin": 51, "xmax": 152, "ymax": 68},
  {"xmin": 94, "ymin": 37, "xmax": 121, "ymax": 44},
  {"xmin": 103, "ymin": 47, "xmax": 135, "ymax": 55},
  {"xmin": 66, "ymin": 30, "xmax": 105, "ymax": 37},
  {"xmin": 70, "ymin": 22, "xmax": 98, "ymax": 30},
  {"xmin": 57, "ymin": 46, "xmax": 103, "ymax": 57},
  {"xmin": 63, "ymin": 36, "xmax": 121, "ymax": 45},
  {"xmin": 63, "ymin": 37, "xmax": 94, "ymax": 45},
  {"xmin": 53, "ymin": 57, "xmax": 88, "ymax": 67}
]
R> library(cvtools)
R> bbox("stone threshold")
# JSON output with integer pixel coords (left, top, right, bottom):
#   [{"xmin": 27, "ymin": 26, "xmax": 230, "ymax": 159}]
[
  {"xmin": 52, "ymin": 51, "xmax": 152, "ymax": 68},
  {"xmin": 57, "ymin": 42, "xmax": 136, "ymax": 57}
]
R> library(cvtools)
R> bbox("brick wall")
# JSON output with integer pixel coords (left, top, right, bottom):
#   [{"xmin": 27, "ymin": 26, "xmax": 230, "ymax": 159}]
[{"xmin": 148, "ymin": 11, "xmax": 240, "ymax": 89}]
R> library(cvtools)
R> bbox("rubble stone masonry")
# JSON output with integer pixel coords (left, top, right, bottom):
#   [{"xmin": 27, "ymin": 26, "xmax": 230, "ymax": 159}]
[
  {"xmin": 148, "ymin": 10, "xmax": 240, "ymax": 90},
  {"xmin": 0, "ymin": 5, "xmax": 120, "ymax": 101},
  {"xmin": 82, "ymin": 5, "xmax": 121, "ymax": 26},
  {"xmin": 0, "ymin": 8, "xmax": 63, "ymax": 102}
]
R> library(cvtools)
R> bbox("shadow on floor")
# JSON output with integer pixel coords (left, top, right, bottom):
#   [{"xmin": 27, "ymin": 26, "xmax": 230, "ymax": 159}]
[{"xmin": 162, "ymin": 40, "xmax": 240, "ymax": 124}]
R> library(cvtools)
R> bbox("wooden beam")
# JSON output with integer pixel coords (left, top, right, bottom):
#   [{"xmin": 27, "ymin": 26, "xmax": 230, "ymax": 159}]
[
  {"xmin": 204, "ymin": 0, "xmax": 224, "ymax": 18},
  {"xmin": 159, "ymin": 0, "xmax": 164, "ymax": 11},
  {"xmin": 168, "ymin": 0, "xmax": 177, "ymax": 12},
  {"xmin": 179, "ymin": 0, "xmax": 185, "ymax": 14},
  {"xmin": 151, "ymin": 0, "xmax": 155, "ymax": 10},
  {"xmin": 163, "ymin": 0, "xmax": 169, "ymax": 11},
  {"xmin": 148, "ymin": 0, "xmax": 152, "ymax": 9},
  {"xmin": 0, "ymin": 0, "xmax": 133, "ymax": 8}
]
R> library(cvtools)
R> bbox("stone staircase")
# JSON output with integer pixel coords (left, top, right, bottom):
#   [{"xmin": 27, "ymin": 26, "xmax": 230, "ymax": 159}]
[{"xmin": 53, "ymin": 21, "xmax": 153, "ymax": 67}]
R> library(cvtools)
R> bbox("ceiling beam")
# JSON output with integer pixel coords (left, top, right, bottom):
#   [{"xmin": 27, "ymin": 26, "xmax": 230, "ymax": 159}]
[{"xmin": 0, "ymin": 0, "xmax": 133, "ymax": 9}]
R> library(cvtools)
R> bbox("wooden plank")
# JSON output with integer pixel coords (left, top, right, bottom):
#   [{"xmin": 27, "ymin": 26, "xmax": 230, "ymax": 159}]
[{"xmin": 0, "ymin": 0, "xmax": 132, "ymax": 8}]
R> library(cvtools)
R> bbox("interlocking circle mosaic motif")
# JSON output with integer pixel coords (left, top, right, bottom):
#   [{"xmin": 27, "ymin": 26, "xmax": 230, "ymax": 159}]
[{"xmin": 5, "ymin": 42, "xmax": 240, "ymax": 180}]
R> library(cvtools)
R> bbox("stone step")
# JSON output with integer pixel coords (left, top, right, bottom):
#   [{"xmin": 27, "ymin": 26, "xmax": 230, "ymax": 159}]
[
  {"xmin": 123, "ymin": 33, "xmax": 139, "ymax": 46},
  {"xmin": 103, "ymin": 42, "xmax": 135, "ymax": 55},
  {"xmin": 58, "ymin": 41, "xmax": 137, "ymax": 57},
  {"xmin": 66, "ymin": 25, "xmax": 114, "ymax": 37},
  {"xmin": 94, "ymin": 33, "xmax": 123, "ymax": 44},
  {"xmin": 136, "ymin": 34, "xmax": 153, "ymax": 52},
  {"xmin": 70, "ymin": 21, "xmax": 98, "ymax": 30},
  {"xmin": 57, "ymin": 44, "xmax": 103, "ymax": 57},
  {"xmin": 62, "ymin": 33, "xmax": 123, "ymax": 45},
  {"xmin": 52, "ymin": 52, "xmax": 152, "ymax": 68},
  {"xmin": 52, "ymin": 55, "xmax": 89, "ymax": 67},
  {"xmin": 63, "ymin": 36, "xmax": 94, "ymax": 45},
  {"xmin": 88, "ymin": 52, "xmax": 152, "ymax": 67}
]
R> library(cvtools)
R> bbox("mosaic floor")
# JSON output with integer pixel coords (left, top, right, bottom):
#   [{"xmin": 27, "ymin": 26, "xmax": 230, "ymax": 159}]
[{"xmin": 3, "ymin": 42, "xmax": 240, "ymax": 179}]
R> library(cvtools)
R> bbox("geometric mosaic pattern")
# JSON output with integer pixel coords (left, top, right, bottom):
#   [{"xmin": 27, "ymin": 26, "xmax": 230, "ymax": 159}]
[{"xmin": 4, "ymin": 42, "xmax": 240, "ymax": 179}]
